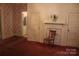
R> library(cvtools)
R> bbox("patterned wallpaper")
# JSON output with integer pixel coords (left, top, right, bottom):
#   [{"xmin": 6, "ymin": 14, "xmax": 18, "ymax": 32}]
[
  {"xmin": 0, "ymin": 4, "xmax": 27, "ymax": 39},
  {"xmin": 1, "ymin": 4, "xmax": 14, "ymax": 39}
]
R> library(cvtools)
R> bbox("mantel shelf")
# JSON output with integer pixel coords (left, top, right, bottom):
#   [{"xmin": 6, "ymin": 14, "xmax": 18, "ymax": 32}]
[{"xmin": 44, "ymin": 22, "xmax": 65, "ymax": 25}]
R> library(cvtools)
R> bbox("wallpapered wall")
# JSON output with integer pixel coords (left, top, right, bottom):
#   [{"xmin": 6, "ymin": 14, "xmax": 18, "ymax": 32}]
[
  {"xmin": 0, "ymin": 4, "xmax": 27, "ymax": 39},
  {"xmin": 0, "ymin": 4, "xmax": 13, "ymax": 39}
]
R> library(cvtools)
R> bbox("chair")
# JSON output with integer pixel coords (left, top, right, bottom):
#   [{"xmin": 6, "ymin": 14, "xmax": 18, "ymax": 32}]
[{"xmin": 44, "ymin": 30, "xmax": 56, "ymax": 46}]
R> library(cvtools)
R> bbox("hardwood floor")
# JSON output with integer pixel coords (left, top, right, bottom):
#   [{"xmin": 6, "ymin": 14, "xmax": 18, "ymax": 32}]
[{"xmin": 0, "ymin": 36, "xmax": 79, "ymax": 56}]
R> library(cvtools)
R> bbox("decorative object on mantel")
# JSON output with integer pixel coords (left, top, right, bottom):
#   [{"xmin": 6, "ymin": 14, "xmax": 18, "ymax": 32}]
[
  {"xmin": 44, "ymin": 14, "xmax": 65, "ymax": 26},
  {"xmin": 50, "ymin": 14, "xmax": 58, "ymax": 22}
]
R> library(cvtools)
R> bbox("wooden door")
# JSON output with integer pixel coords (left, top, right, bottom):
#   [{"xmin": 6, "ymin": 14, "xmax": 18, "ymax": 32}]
[{"xmin": 68, "ymin": 13, "xmax": 79, "ymax": 47}]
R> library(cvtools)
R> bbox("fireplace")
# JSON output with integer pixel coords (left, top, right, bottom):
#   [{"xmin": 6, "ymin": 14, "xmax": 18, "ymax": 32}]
[
  {"xmin": 44, "ymin": 27, "xmax": 62, "ymax": 46},
  {"xmin": 44, "ymin": 22, "xmax": 64, "ymax": 46}
]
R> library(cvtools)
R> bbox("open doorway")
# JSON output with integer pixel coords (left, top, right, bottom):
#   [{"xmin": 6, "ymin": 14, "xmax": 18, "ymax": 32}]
[{"xmin": 21, "ymin": 11, "xmax": 27, "ymax": 37}]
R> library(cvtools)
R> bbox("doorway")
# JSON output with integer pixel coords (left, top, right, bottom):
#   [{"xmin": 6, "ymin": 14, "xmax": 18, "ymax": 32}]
[{"xmin": 21, "ymin": 11, "xmax": 27, "ymax": 37}]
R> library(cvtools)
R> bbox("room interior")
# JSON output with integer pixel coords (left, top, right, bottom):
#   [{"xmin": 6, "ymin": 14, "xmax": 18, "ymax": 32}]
[{"xmin": 0, "ymin": 3, "xmax": 79, "ymax": 56}]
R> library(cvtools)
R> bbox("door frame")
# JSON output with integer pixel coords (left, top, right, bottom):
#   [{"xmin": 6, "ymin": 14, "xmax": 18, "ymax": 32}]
[
  {"xmin": 21, "ymin": 11, "xmax": 27, "ymax": 37},
  {"xmin": 0, "ymin": 8, "xmax": 3, "ymax": 39}
]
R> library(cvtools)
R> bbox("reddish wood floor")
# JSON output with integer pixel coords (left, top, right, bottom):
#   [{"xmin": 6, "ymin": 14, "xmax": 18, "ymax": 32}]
[{"xmin": 0, "ymin": 36, "xmax": 79, "ymax": 56}]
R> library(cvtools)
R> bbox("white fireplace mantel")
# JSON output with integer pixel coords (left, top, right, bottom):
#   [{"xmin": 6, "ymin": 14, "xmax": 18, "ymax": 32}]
[{"xmin": 44, "ymin": 22, "xmax": 65, "ymax": 25}]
